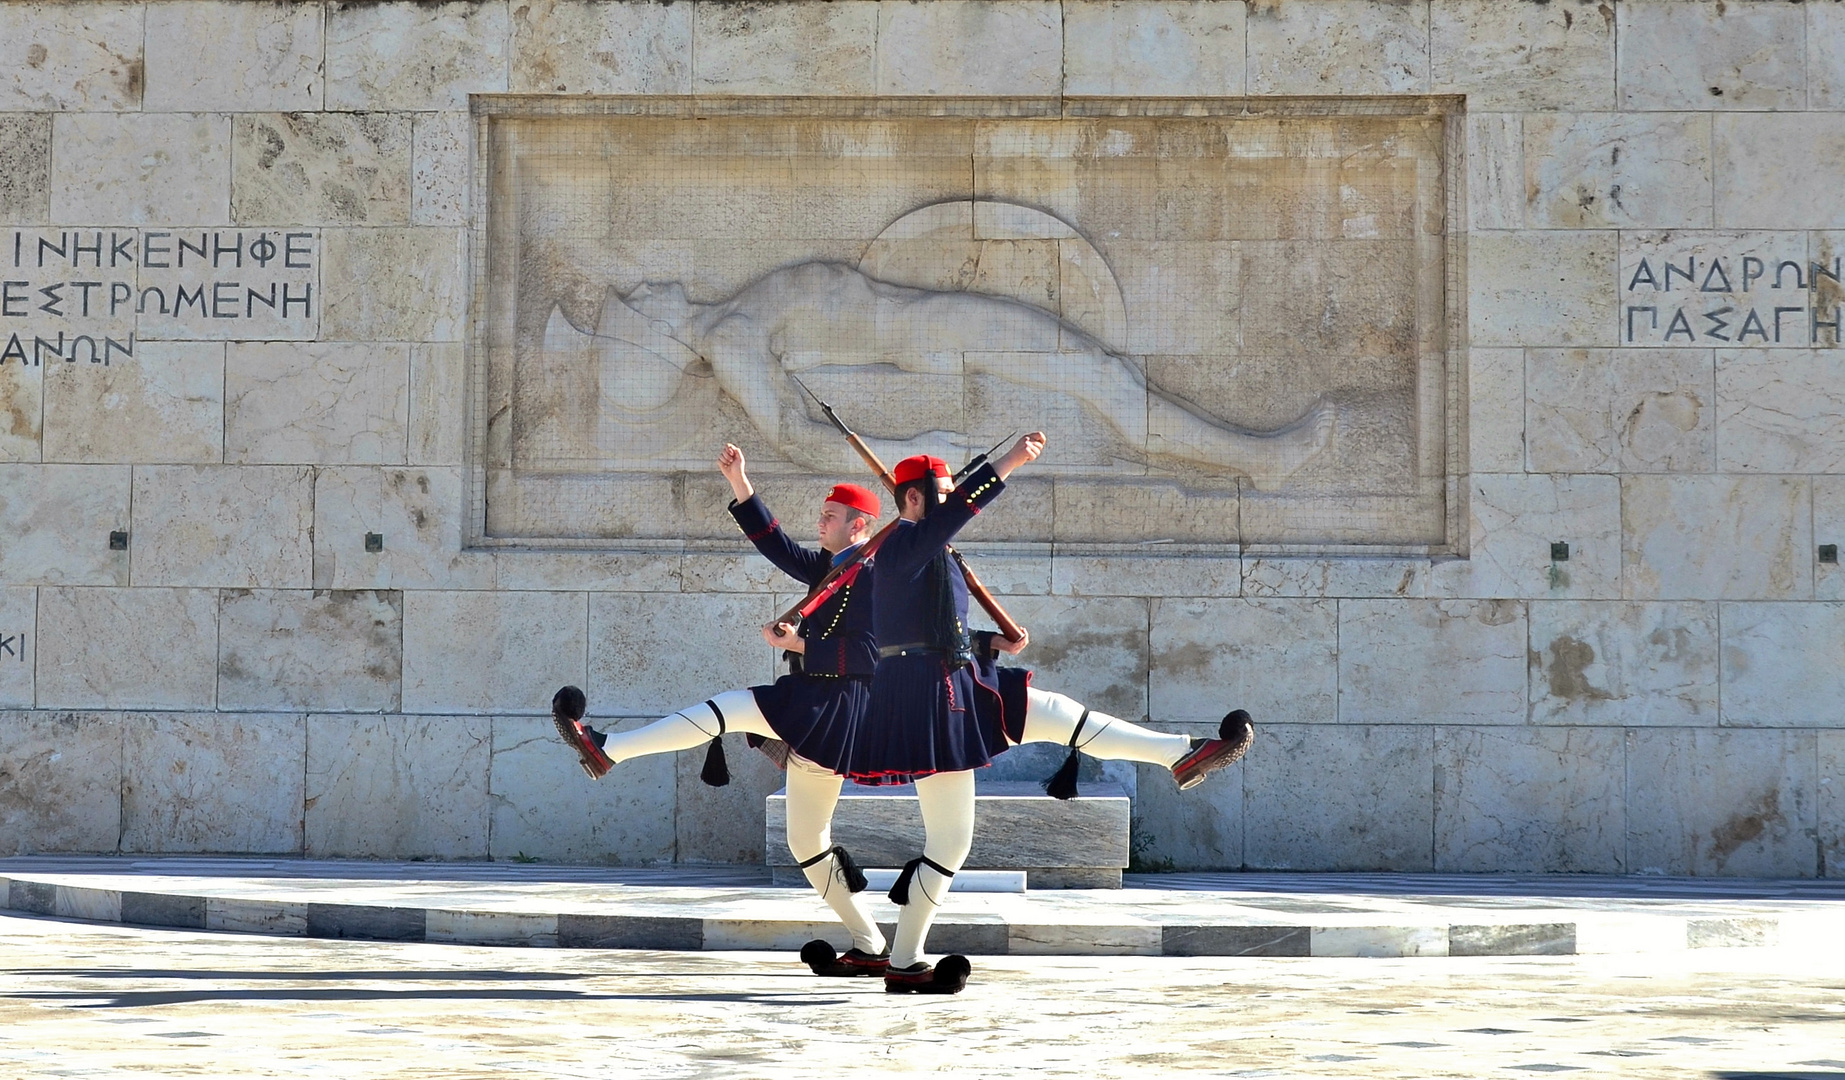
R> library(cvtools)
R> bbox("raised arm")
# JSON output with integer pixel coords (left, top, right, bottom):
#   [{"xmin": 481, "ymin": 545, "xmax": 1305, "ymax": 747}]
[
  {"xmin": 721, "ymin": 443, "xmax": 829, "ymax": 585},
  {"xmin": 718, "ymin": 443, "xmax": 754, "ymax": 502},
  {"xmin": 877, "ymin": 433, "xmax": 1045, "ymax": 579}
]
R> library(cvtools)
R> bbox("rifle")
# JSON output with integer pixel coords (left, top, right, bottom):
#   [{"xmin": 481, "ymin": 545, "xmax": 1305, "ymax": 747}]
[
  {"xmin": 785, "ymin": 376, "xmax": 1025, "ymax": 643},
  {"xmin": 954, "ymin": 431, "xmax": 1016, "ymax": 484}
]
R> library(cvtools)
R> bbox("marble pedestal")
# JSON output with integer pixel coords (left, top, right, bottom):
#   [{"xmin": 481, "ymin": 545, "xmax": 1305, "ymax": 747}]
[{"xmin": 764, "ymin": 781, "xmax": 1129, "ymax": 889}]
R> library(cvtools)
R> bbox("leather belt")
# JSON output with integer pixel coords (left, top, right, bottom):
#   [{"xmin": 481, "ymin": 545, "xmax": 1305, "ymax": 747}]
[{"xmin": 878, "ymin": 642, "xmax": 941, "ymax": 659}]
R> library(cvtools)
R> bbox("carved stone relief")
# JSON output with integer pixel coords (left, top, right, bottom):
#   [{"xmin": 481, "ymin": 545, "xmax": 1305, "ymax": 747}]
[{"xmin": 473, "ymin": 98, "xmax": 1463, "ymax": 551}]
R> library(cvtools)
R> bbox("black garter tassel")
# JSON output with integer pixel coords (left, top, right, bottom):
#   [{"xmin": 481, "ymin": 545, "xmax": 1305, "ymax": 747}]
[
  {"xmin": 887, "ymin": 856, "xmax": 953, "ymax": 905},
  {"xmin": 700, "ymin": 737, "xmax": 729, "ymax": 787},
  {"xmin": 1043, "ymin": 709, "xmax": 1090, "ymax": 801},
  {"xmin": 888, "ymin": 857, "xmax": 924, "ymax": 905},
  {"xmin": 797, "ymin": 845, "xmax": 869, "ymax": 893},
  {"xmin": 699, "ymin": 699, "xmax": 730, "ymax": 787},
  {"xmin": 834, "ymin": 846, "xmax": 869, "ymax": 894}
]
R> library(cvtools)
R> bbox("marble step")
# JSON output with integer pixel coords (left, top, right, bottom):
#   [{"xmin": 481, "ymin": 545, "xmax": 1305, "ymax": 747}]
[{"xmin": 4, "ymin": 858, "xmax": 1832, "ymax": 959}]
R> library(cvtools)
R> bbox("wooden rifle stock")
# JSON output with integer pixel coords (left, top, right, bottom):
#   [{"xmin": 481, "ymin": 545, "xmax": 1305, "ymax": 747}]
[{"xmin": 952, "ymin": 548, "xmax": 1024, "ymax": 642}]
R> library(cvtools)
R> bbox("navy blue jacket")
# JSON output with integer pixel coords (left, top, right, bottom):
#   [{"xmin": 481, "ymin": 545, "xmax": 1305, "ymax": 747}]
[
  {"xmin": 869, "ymin": 463, "xmax": 1006, "ymax": 651},
  {"xmin": 729, "ymin": 494, "xmax": 877, "ymax": 677}
]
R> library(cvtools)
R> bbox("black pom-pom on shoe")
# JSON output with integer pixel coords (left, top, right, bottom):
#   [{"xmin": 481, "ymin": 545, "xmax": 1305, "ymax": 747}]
[
  {"xmin": 551, "ymin": 685, "xmax": 611, "ymax": 780},
  {"xmin": 934, "ymin": 954, "xmax": 971, "ymax": 993},
  {"xmin": 800, "ymin": 939, "xmax": 837, "ymax": 971},
  {"xmin": 1171, "ymin": 708, "xmax": 1255, "ymax": 791},
  {"xmin": 884, "ymin": 956, "xmax": 970, "ymax": 994},
  {"xmin": 801, "ymin": 939, "xmax": 890, "ymax": 977},
  {"xmin": 552, "ymin": 685, "xmax": 586, "ymax": 722}
]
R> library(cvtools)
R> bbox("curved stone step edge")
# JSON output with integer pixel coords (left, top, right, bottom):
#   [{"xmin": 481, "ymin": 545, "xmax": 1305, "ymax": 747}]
[{"xmin": 0, "ymin": 875, "xmax": 1789, "ymax": 958}]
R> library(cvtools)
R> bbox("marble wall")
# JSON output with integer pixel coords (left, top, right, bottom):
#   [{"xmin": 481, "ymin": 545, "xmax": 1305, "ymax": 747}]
[{"xmin": 2, "ymin": 0, "xmax": 1843, "ymax": 877}]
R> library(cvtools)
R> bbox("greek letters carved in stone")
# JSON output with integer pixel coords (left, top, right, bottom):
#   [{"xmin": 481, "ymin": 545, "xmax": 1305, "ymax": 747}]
[
  {"xmin": 0, "ymin": 229, "xmax": 319, "ymax": 366},
  {"xmin": 1621, "ymin": 252, "xmax": 1843, "ymax": 347}
]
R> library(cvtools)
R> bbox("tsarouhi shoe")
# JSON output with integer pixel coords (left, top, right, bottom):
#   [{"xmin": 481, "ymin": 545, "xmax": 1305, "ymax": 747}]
[
  {"xmin": 551, "ymin": 685, "xmax": 612, "ymax": 780},
  {"xmin": 800, "ymin": 939, "xmax": 890, "ymax": 977},
  {"xmin": 883, "ymin": 955, "xmax": 971, "ymax": 995},
  {"xmin": 1171, "ymin": 709, "xmax": 1254, "ymax": 791}
]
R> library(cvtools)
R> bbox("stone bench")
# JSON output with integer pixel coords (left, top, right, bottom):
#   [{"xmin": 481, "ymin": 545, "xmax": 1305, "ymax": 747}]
[{"xmin": 765, "ymin": 782, "xmax": 1128, "ymax": 889}]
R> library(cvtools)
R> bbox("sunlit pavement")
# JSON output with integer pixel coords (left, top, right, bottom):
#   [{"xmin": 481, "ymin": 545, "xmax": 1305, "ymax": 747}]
[{"xmin": 3, "ymin": 911, "xmax": 1843, "ymax": 1078}]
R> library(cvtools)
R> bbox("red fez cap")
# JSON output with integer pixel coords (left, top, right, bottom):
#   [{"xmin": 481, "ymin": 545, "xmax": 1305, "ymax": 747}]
[
  {"xmin": 825, "ymin": 483, "xmax": 880, "ymax": 518},
  {"xmin": 892, "ymin": 455, "xmax": 951, "ymax": 486}
]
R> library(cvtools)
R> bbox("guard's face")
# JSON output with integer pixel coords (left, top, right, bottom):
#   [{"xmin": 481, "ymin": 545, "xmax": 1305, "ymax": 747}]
[{"xmin": 817, "ymin": 500, "xmax": 866, "ymax": 553}]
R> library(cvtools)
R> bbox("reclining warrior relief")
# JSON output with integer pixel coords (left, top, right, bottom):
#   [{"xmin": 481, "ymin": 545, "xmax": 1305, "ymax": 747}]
[{"xmin": 539, "ymin": 201, "xmax": 1337, "ymax": 486}]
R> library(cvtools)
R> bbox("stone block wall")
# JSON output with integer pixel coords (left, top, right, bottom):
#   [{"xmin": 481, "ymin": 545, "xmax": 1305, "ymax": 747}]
[{"xmin": 1, "ymin": 0, "xmax": 1843, "ymax": 876}]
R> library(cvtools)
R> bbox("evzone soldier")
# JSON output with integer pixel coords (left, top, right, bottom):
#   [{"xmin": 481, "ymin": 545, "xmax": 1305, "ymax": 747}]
[
  {"xmin": 551, "ymin": 443, "xmax": 894, "ymax": 978},
  {"xmin": 853, "ymin": 435, "xmax": 1255, "ymax": 995}
]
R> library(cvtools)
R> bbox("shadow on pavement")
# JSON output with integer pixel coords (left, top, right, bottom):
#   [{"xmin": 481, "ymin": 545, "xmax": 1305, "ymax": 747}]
[
  {"xmin": 1711, "ymin": 1073, "xmax": 1845, "ymax": 1080},
  {"xmin": 4, "ymin": 987, "xmax": 855, "ymax": 1008}
]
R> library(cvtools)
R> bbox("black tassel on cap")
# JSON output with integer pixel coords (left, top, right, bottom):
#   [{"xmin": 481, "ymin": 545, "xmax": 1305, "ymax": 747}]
[
  {"xmin": 833, "ymin": 846, "xmax": 869, "ymax": 894},
  {"xmin": 698, "ymin": 699, "xmax": 730, "ymax": 788},
  {"xmin": 1042, "ymin": 709, "xmax": 1091, "ymax": 801}
]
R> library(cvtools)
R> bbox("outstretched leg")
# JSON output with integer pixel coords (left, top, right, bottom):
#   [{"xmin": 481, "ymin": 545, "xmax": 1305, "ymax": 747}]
[
  {"xmin": 784, "ymin": 755, "xmax": 887, "ymax": 962},
  {"xmin": 1019, "ymin": 689, "xmax": 1191, "ymax": 767},
  {"xmin": 553, "ymin": 687, "xmax": 778, "ymax": 779},
  {"xmin": 597, "ymin": 689, "xmax": 777, "ymax": 765},
  {"xmin": 884, "ymin": 770, "xmax": 975, "ymax": 994},
  {"xmin": 1018, "ymin": 688, "xmax": 1254, "ymax": 792}
]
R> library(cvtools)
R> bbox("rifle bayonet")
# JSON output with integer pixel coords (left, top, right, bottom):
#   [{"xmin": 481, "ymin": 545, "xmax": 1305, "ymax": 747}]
[
  {"xmin": 953, "ymin": 431, "xmax": 1016, "ymax": 484},
  {"xmin": 791, "ymin": 374, "xmax": 854, "ymax": 439}
]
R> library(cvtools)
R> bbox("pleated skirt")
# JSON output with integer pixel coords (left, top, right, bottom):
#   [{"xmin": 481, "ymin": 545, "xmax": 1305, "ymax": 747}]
[
  {"xmin": 750, "ymin": 673, "xmax": 873, "ymax": 776},
  {"xmin": 840, "ymin": 654, "xmax": 1032, "ymax": 786}
]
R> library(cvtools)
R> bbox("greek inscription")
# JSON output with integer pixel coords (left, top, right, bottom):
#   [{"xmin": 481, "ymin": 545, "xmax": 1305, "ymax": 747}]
[
  {"xmin": 17, "ymin": 231, "xmax": 138, "ymax": 270},
  {"xmin": 0, "ymin": 330, "xmax": 134, "ymax": 366},
  {"xmin": 1701, "ymin": 307, "xmax": 1733, "ymax": 341},
  {"xmin": 0, "ymin": 632, "xmax": 22, "ymax": 660},
  {"xmin": 4, "ymin": 228, "xmax": 320, "ymax": 345},
  {"xmin": 1622, "ymin": 241, "xmax": 1841, "ymax": 347},
  {"xmin": 1816, "ymin": 307, "xmax": 1843, "ymax": 347}
]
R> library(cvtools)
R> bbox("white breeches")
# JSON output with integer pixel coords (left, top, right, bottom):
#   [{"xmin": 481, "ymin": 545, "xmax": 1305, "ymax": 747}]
[
  {"xmin": 785, "ymin": 754, "xmax": 885, "ymax": 955},
  {"xmin": 890, "ymin": 769, "xmax": 976, "ymax": 969},
  {"xmin": 596, "ymin": 689, "xmax": 778, "ymax": 763},
  {"xmin": 594, "ymin": 690, "xmax": 884, "ymax": 955},
  {"xmin": 1018, "ymin": 689, "xmax": 1191, "ymax": 768}
]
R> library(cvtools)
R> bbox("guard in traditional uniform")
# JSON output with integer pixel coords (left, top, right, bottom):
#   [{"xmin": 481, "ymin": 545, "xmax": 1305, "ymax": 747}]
[
  {"xmin": 855, "ymin": 435, "xmax": 1255, "ymax": 995},
  {"xmin": 552, "ymin": 443, "xmax": 890, "ymax": 977}
]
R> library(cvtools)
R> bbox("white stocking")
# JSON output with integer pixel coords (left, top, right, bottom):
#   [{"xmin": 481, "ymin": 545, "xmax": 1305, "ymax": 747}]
[
  {"xmin": 889, "ymin": 770, "xmax": 975, "ymax": 970},
  {"xmin": 1019, "ymin": 689, "xmax": 1191, "ymax": 768},
  {"xmin": 597, "ymin": 689, "xmax": 777, "ymax": 765},
  {"xmin": 784, "ymin": 755, "xmax": 886, "ymax": 955}
]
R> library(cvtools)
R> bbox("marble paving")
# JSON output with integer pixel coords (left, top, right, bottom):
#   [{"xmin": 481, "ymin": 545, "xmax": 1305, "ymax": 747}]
[
  {"xmin": 2, "ymin": 909, "xmax": 1845, "ymax": 1080},
  {"xmin": 4, "ymin": 857, "xmax": 1843, "ymax": 960}
]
